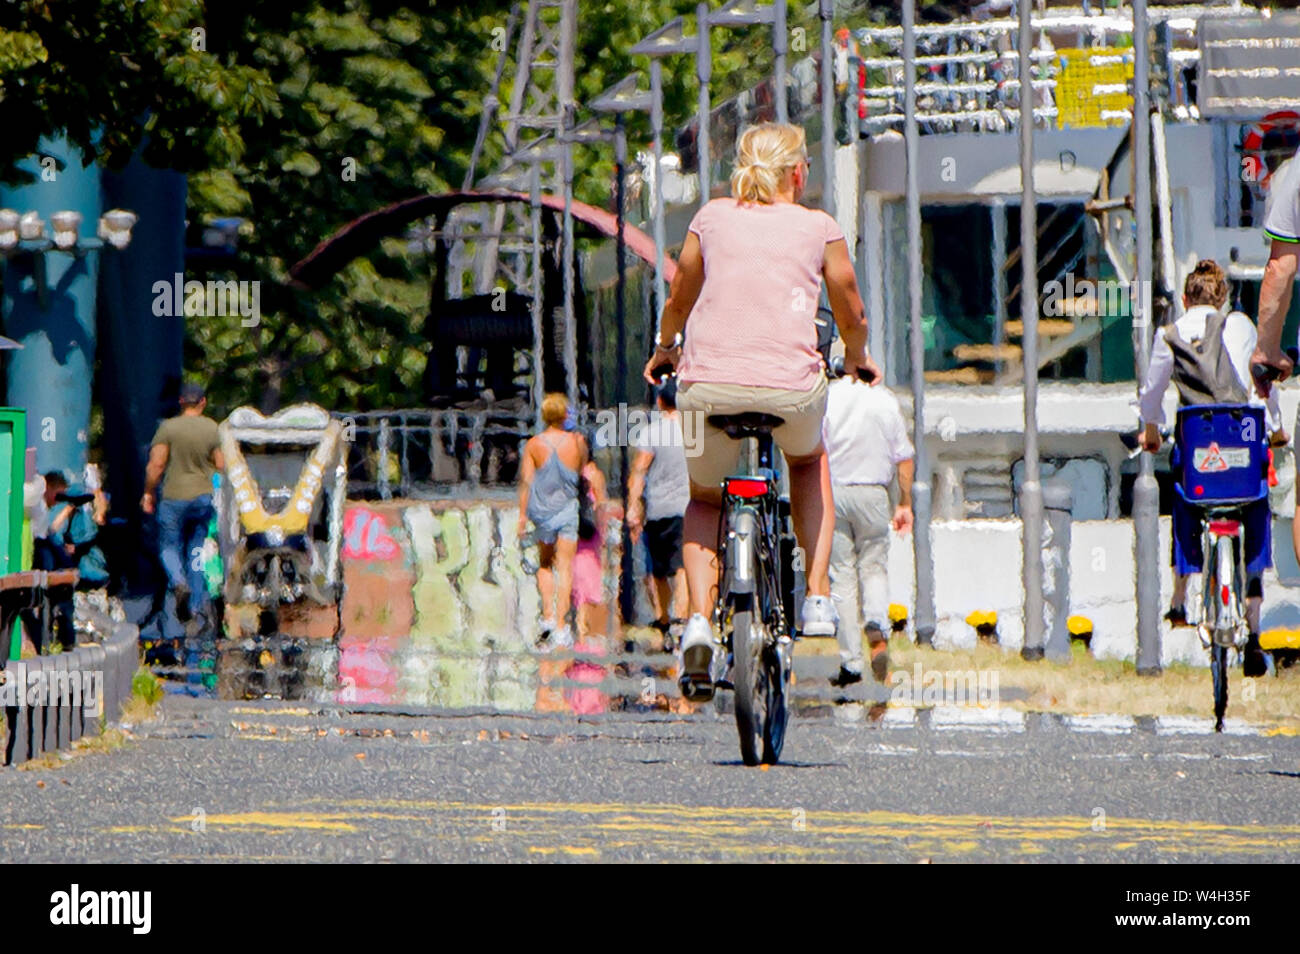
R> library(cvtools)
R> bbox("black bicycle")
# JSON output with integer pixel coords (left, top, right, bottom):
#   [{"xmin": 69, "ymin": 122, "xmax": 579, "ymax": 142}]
[{"xmin": 692, "ymin": 412, "xmax": 805, "ymax": 766}]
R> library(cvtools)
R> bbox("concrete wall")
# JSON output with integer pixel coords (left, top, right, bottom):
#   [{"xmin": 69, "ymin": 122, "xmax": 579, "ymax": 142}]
[{"xmin": 884, "ymin": 514, "xmax": 1300, "ymax": 669}]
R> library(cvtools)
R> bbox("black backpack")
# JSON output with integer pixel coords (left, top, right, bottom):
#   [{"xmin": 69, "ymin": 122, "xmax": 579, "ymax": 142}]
[{"xmin": 1165, "ymin": 311, "xmax": 1247, "ymax": 407}]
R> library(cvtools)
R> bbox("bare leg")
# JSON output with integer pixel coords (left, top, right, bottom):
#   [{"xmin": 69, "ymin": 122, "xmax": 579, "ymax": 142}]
[
  {"xmin": 786, "ymin": 447, "xmax": 834, "ymax": 597},
  {"xmin": 670, "ymin": 567, "xmax": 688, "ymax": 619},
  {"xmin": 646, "ymin": 574, "xmax": 663, "ymax": 621},
  {"xmin": 552, "ymin": 536, "xmax": 578, "ymax": 625},
  {"xmin": 1246, "ymin": 596, "xmax": 1262, "ymax": 633},
  {"xmin": 537, "ymin": 542, "xmax": 556, "ymax": 621},
  {"xmin": 1170, "ymin": 573, "xmax": 1189, "ymax": 611},
  {"xmin": 652, "ymin": 576, "xmax": 672, "ymax": 624},
  {"xmin": 682, "ymin": 483, "xmax": 723, "ymax": 619}
]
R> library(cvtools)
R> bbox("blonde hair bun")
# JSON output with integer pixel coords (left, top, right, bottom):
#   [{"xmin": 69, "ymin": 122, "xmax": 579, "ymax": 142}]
[{"xmin": 730, "ymin": 122, "xmax": 807, "ymax": 204}]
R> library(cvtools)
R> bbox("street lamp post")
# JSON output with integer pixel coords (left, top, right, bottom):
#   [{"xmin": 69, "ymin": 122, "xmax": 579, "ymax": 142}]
[
  {"xmin": 589, "ymin": 75, "xmax": 654, "ymax": 630},
  {"xmin": 696, "ymin": 2, "xmax": 713, "ymax": 209},
  {"xmin": 1132, "ymin": 0, "xmax": 1162, "ymax": 676},
  {"xmin": 709, "ymin": 0, "xmax": 788, "ymax": 123},
  {"xmin": 819, "ymin": 0, "xmax": 835, "ymax": 218},
  {"xmin": 1018, "ymin": 0, "xmax": 1045, "ymax": 660},
  {"xmin": 631, "ymin": 17, "xmax": 698, "ymax": 327},
  {"xmin": 902, "ymin": 0, "xmax": 935, "ymax": 647}
]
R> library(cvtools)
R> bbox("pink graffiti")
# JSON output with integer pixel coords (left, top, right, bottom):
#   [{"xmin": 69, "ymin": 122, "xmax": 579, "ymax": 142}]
[
  {"xmin": 337, "ymin": 643, "xmax": 398, "ymax": 705},
  {"xmin": 343, "ymin": 507, "xmax": 399, "ymax": 561}
]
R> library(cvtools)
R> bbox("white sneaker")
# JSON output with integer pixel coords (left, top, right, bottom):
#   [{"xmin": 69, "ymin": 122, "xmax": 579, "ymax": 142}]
[
  {"xmin": 800, "ymin": 594, "xmax": 838, "ymax": 637},
  {"xmin": 539, "ymin": 617, "xmax": 557, "ymax": 636},
  {"xmin": 678, "ymin": 614, "xmax": 716, "ymax": 701},
  {"xmin": 550, "ymin": 624, "xmax": 574, "ymax": 650}
]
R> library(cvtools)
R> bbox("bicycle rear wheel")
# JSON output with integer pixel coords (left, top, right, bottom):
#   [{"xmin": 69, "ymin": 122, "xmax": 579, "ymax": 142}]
[{"xmin": 1211, "ymin": 644, "xmax": 1229, "ymax": 733}]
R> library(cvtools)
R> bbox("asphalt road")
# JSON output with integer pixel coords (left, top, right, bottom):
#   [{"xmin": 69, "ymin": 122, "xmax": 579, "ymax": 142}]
[{"xmin": 2, "ymin": 694, "xmax": 1298, "ymax": 863}]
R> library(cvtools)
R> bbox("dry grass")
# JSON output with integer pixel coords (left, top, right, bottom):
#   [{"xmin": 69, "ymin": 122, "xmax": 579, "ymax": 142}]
[{"xmin": 796, "ymin": 634, "xmax": 1300, "ymax": 729}]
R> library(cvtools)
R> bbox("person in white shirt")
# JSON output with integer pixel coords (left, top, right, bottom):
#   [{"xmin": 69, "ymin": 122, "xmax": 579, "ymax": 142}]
[
  {"xmin": 821, "ymin": 368, "xmax": 914, "ymax": 687},
  {"xmin": 1138, "ymin": 260, "xmax": 1280, "ymax": 676},
  {"xmin": 1249, "ymin": 137, "xmax": 1300, "ymax": 577}
]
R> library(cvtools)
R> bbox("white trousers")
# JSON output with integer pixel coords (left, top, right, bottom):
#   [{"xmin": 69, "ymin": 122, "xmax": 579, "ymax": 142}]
[{"xmin": 829, "ymin": 483, "xmax": 892, "ymax": 674}]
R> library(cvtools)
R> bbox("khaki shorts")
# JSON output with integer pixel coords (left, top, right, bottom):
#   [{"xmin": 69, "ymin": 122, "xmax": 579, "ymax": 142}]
[{"xmin": 676, "ymin": 375, "xmax": 828, "ymax": 490}]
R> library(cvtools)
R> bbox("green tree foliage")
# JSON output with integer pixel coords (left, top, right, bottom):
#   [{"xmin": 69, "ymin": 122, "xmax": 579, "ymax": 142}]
[{"xmin": 0, "ymin": 1, "xmax": 275, "ymax": 182}]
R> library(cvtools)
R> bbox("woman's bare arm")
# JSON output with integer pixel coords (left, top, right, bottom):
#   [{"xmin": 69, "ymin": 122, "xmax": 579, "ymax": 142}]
[{"xmin": 517, "ymin": 438, "xmax": 537, "ymax": 529}]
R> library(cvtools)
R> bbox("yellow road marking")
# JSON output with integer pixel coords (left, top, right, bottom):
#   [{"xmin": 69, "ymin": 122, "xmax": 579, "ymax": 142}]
[
  {"xmin": 167, "ymin": 812, "xmax": 357, "ymax": 832},
  {"xmin": 78, "ymin": 799, "xmax": 1293, "ymax": 858}
]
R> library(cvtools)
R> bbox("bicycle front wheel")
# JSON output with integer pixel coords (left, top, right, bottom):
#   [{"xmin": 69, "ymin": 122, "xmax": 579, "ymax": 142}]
[
  {"xmin": 1211, "ymin": 643, "xmax": 1229, "ymax": 732},
  {"xmin": 732, "ymin": 609, "xmax": 765, "ymax": 766}
]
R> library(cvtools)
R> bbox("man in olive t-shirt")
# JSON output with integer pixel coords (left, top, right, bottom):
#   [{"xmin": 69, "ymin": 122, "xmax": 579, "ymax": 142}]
[{"xmin": 142, "ymin": 382, "xmax": 224, "ymax": 623}]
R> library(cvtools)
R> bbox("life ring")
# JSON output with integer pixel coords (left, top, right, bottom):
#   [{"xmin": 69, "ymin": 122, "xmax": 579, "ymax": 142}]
[{"xmin": 1241, "ymin": 111, "xmax": 1300, "ymax": 189}]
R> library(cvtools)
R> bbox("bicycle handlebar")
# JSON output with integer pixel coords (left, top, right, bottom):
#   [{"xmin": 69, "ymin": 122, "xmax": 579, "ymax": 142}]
[
  {"xmin": 1250, "ymin": 346, "xmax": 1300, "ymax": 388},
  {"xmin": 828, "ymin": 354, "xmax": 877, "ymax": 383}
]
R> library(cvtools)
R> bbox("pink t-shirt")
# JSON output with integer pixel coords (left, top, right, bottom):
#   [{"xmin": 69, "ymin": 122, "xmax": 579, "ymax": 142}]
[{"xmin": 678, "ymin": 197, "xmax": 844, "ymax": 391}]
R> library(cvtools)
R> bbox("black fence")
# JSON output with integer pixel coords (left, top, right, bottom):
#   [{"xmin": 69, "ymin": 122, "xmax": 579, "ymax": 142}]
[{"xmin": 1, "ymin": 573, "xmax": 139, "ymax": 766}]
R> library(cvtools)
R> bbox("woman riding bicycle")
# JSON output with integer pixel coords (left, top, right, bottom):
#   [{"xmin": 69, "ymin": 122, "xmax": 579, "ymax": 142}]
[
  {"xmin": 642, "ymin": 121, "xmax": 879, "ymax": 695},
  {"xmin": 1137, "ymin": 259, "xmax": 1280, "ymax": 676}
]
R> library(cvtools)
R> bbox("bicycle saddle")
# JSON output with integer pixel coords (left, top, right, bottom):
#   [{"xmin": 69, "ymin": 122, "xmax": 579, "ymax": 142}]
[{"xmin": 707, "ymin": 412, "xmax": 786, "ymax": 439}]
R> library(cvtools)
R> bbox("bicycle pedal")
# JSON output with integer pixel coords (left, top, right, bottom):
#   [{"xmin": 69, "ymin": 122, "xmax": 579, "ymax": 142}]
[{"xmin": 714, "ymin": 678, "xmax": 734, "ymax": 691}]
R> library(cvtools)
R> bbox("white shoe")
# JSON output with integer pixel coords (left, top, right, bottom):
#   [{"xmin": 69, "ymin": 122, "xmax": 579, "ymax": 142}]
[
  {"xmin": 800, "ymin": 594, "xmax": 838, "ymax": 637},
  {"xmin": 678, "ymin": 614, "xmax": 716, "ymax": 701},
  {"xmin": 539, "ymin": 617, "xmax": 557, "ymax": 636},
  {"xmin": 551, "ymin": 624, "xmax": 574, "ymax": 650}
]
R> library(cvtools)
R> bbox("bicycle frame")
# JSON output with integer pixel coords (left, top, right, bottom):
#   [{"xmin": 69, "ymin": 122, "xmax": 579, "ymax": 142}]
[{"xmin": 714, "ymin": 431, "xmax": 794, "ymax": 647}]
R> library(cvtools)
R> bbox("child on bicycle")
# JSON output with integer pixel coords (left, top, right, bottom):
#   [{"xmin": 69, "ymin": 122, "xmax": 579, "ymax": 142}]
[{"xmin": 1137, "ymin": 259, "xmax": 1282, "ymax": 676}]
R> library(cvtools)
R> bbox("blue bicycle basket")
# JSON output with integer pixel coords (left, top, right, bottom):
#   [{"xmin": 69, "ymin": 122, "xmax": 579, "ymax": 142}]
[{"xmin": 1174, "ymin": 403, "xmax": 1268, "ymax": 505}]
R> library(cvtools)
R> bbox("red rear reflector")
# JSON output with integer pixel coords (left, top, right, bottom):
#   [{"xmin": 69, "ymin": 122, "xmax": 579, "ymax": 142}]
[
  {"xmin": 726, "ymin": 478, "xmax": 769, "ymax": 498},
  {"xmin": 1193, "ymin": 485, "xmax": 1204, "ymax": 496},
  {"xmin": 1208, "ymin": 520, "xmax": 1240, "ymax": 537},
  {"xmin": 1221, "ymin": 585, "xmax": 1230, "ymax": 606}
]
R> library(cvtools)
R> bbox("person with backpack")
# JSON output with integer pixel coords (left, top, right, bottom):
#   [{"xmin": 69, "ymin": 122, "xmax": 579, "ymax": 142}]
[{"xmin": 1138, "ymin": 260, "xmax": 1282, "ymax": 676}]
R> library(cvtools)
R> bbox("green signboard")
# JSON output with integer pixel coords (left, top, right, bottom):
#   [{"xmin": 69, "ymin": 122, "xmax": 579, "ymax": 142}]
[{"xmin": 0, "ymin": 408, "xmax": 28, "ymax": 659}]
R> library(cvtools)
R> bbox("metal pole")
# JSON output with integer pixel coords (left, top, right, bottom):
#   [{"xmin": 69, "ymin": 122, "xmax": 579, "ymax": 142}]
[
  {"xmin": 1019, "ymin": 0, "xmax": 1045, "ymax": 661},
  {"xmin": 696, "ymin": 2, "xmax": 712, "ymax": 208},
  {"xmin": 819, "ymin": 0, "xmax": 835, "ymax": 219},
  {"xmin": 903, "ymin": 0, "xmax": 935, "ymax": 647},
  {"xmin": 650, "ymin": 58, "xmax": 667, "ymax": 325},
  {"xmin": 530, "ymin": 162, "xmax": 545, "ymax": 430},
  {"xmin": 615, "ymin": 114, "xmax": 636, "ymax": 627},
  {"xmin": 563, "ymin": 118, "xmax": 579, "ymax": 411},
  {"xmin": 1132, "ymin": 0, "xmax": 1161, "ymax": 675},
  {"xmin": 773, "ymin": 0, "xmax": 788, "ymax": 124},
  {"xmin": 991, "ymin": 197, "xmax": 1007, "ymax": 377}
]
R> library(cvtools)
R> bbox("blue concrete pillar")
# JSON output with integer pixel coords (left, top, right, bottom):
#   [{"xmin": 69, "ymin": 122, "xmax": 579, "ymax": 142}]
[
  {"xmin": 99, "ymin": 159, "xmax": 186, "ymax": 520},
  {"xmin": 0, "ymin": 135, "xmax": 103, "ymax": 478}
]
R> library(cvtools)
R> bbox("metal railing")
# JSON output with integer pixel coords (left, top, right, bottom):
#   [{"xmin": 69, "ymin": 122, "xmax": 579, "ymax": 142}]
[
  {"xmin": 337, "ymin": 408, "xmax": 535, "ymax": 500},
  {"xmin": 848, "ymin": 4, "xmax": 1254, "ymax": 134}
]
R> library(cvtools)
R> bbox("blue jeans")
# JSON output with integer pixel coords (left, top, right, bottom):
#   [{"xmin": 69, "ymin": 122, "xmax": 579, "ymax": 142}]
[{"xmin": 158, "ymin": 494, "xmax": 214, "ymax": 616}]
